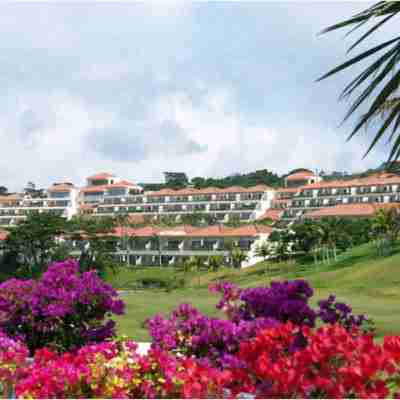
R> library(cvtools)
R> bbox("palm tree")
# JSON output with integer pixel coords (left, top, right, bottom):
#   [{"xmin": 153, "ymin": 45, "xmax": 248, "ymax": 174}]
[
  {"xmin": 207, "ymin": 255, "xmax": 224, "ymax": 272},
  {"xmin": 372, "ymin": 207, "xmax": 400, "ymax": 254},
  {"xmin": 151, "ymin": 234, "xmax": 162, "ymax": 267},
  {"xmin": 319, "ymin": 2, "xmax": 400, "ymax": 160},
  {"xmin": 254, "ymin": 241, "xmax": 272, "ymax": 277},
  {"xmin": 231, "ymin": 246, "xmax": 248, "ymax": 269},
  {"xmin": 188, "ymin": 256, "xmax": 205, "ymax": 286}
]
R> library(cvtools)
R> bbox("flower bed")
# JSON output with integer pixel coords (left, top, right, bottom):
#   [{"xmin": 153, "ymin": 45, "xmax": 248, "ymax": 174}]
[{"xmin": 0, "ymin": 259, "xmax": 399, "ymax": 398}]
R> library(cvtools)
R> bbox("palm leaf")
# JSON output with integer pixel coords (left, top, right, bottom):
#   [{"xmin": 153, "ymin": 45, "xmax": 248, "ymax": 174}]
[{"xmin": 319, "ymin": 1, "xmax": 400, "ymax": 160}]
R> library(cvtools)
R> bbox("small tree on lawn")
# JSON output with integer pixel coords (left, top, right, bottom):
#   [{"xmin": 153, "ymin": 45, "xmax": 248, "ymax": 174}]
[
  {"xmin": 254, "ymin": 241, "xmax": 272, "ymax": 277},
  {"xmin": 231, "ymin": 245, "xmax": 248, "ymax": 269},
  {"xmin": 372, "ymin": 207, "xmax": 400, "ymax": 256},
  {"xmin": 207, "ymin": 254, "xmax": 224, "ymax": 272}
]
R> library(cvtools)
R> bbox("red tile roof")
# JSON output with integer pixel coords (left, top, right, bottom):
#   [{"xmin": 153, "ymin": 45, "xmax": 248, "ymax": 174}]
[
  {"xmin": 110, "ymin": 224, "xmax": 273, "ymax": 238},
  {"xmin": 256, "ymin": 209, "xmax": 284, "ymax": 222},
  {"xmin": 48, "ymin": 183, "xmax": 76, "ymax": 192},
  {"xmin": 146, "ymin": 185, "xmax": 274, "ymax": 197},
  {"xmin": 0, "ymin": 194, "xmax": 21, "ymax": 204},
  {"xmin": 277, "ymin": 187, "xmax": 301, "ymax": 194},
  {"xmin": 285, "ymin": 171, "xmax": 317, "ymax": 181},
  {"xmin": 106, "ymin": 180, "xmax": 140, "ymax": 189},
  {"xmin": 87, "ymin": 172, "xmax": 115, "ymax": 180},
  {"xmin": 305, "ymin": 203, "xmax": 400, "ymax": 219},
  {"xmin": 81, "ymin": 186, "xmax": 107, "ymax": 194},
  {"xmin": 302, "ymin": 173, "xmax": 400, "ymax": 190}
]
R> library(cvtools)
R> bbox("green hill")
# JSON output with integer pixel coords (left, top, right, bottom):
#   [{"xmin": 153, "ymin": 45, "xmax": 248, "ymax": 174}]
[{"xmin": 112, "ymin": 242, "xmax": 400, "ymax": 341}]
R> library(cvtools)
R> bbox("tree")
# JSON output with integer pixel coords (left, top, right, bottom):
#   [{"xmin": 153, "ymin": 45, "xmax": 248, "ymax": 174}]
[
  {"xmin": 372, "ymin": 207, "xmax": 400, "ymax": 255},
  {"xmin": 254, "ymin": 241, "xmax": 272, "ymax": 277},
  {"xmin": 0, "ymin": 186, "xmax": 8, "ymax": 195},
  {"xmin": 69, "ymin": 216, "xmax": 118, "ymax": 277},
  {"xmin": 319, "ymin": 2, "xmax": 400, "ymax": 160},
  {"xmin": 231, "ymin": 245, "xmax": 248, "ymax": 269},
  {"xmin": 185, "ymin": 256, "xmax": 205, "ymax": 286},
  {"xmin": 1, "ymin": 213, "xmax": 68, "ymax": 277},
  {"xmin": 207, "ymin": 254, "xmax": 224, "ymax": 272},
  {"xmin": 268, "ymin": 230, "xmax": 293, "ymax": 262}
]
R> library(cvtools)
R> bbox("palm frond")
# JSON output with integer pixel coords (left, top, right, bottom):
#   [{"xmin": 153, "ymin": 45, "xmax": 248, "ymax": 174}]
[{"xmin": 319, "ymin": 1, "xmax": 400, "ymax": 160}]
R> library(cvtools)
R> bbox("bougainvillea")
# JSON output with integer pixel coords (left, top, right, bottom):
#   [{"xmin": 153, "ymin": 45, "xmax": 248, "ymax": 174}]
[
  {"xmin": 232, "ymin": 322, "xmax": 400, "ymax": 398},
  {"xmin": 147, "ymin": 303, "xmax": 276, "ymax": 368},
  {"xmin": 15, "ymin": 339, "xmax": 230, "ymax": 399},
  {"xmin": 0, "ymin": 331, "xmax": 29, "ymax": 389},
  {"xmin": 148, "ymin": 279, "xmax": 369, "ymax": 369},
  {"xmin": 0, "ymin": 259, "xmax": 125, "ymax": 354}
]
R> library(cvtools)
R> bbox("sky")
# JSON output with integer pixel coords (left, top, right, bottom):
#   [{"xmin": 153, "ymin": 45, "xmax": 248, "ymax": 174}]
[{"xmin": 0, "ymin": 1, "xmax": 396, "ymax": 191}]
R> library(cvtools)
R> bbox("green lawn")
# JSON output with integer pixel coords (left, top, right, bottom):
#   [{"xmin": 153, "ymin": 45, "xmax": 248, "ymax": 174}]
[{"xmin": 112, "ymin": 242, "xmax": 400, "ymax": 341}]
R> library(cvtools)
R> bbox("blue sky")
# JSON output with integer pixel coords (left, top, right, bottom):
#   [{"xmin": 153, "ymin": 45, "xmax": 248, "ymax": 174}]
[{"xmin": 0, "ymin": 2, "xmax": 394, "ymax": 191}]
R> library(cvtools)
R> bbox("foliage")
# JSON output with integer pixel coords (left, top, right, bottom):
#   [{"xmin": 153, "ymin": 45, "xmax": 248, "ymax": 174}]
[
  {"xmin": 0, "ymin": 213, "xmax": 69, "ymax": 277},
  {"xmin": 69, "ymin": 215, "xmax": 119, "ymax": 277},
  {"xmin": 372, "ymin": 207, "xmax": 400, "ymax": 255},
  {"xmin": 230, "ymin": 245, "xmax": 248, "ymax": 268},
  {"xmin": 267, "ymin": 229, "xmax": 293, "ymax": 261},
  {"xmin": 0, "ymin": 259, "xmax": 125, "ymax": 355},
  {"xmin": 191, "ymin": 168, "xmax": 283, "ymax": 188},
  {"xmin": 319, "ymin": 1, "xmax": 400, "ymax": 160},
  {"xmin": 207, "ymin": 255, "xmax": 225, "ymax": 272}
]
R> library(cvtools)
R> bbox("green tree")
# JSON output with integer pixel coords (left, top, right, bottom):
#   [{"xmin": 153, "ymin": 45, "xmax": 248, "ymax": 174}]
[
  {"xmin": 231, "ymin": 245, "xmax": 248, "ymax": 269},
  {"xmin": 372, "ymin": 207, "xmax": 400, "ymax": 255},
  {"xmin": 254, "ymin": 241, "xmax": 272, "ymax": 277},
  {"xmin": 185, "ymin": 255, "xmax": 205, "ymax": 286},
  {"xmin": 69, "ymin": 216, "xmax": 118, "ymax": 278},
  {"xmin": 207, "ymin": 254, "xmax": 224, "ymax": 272},
  {"xmin": 1, "ymin": 212, "xmax": 68, "ymax": 277},
  {"xmin": 319, "ymin": 2, "xmax": 400, "ymax": 160}
]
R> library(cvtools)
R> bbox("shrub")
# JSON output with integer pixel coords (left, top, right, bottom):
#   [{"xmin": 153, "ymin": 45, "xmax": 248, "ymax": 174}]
[
  {"xmin": 231, "ymin": 322, "xmax": 400, "ymax": 398},
  {"xmin": 0, "ymin": 331, "xmax": 29, "ymax": 393},
  {"xmin": 0, "ymin": 259, "xmax": 125, "ymax": 354},
  {"xmin": 147, "ymin": 280, "xmax": 370, "ymax": 369},
  {"xmin": 16, "ymin": 340, "xmax": 229, "ymax": 399}
]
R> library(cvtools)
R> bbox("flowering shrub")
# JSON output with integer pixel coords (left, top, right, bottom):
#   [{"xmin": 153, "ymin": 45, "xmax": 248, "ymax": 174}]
[
  {"xmin": 317, "ymin": 294, "xmax": 371, "ymax": 332},
  {"xmin": 147, "ymin": 303, "xmax": 277, "ymax": 368},
  {"xmin": 16, "ymin": 339, "xmax": 230, "ymax": 399},
  {"xmin": 148, "ymin": 279, "xmax": 369, "ymax": 368},
  {"xmin": 0, "ymin": 331, "xmax": 29, "ymax": 391},
  {"xmin": 0, "ymin": 259, "xmax": 125, "ymax": 354},
  {"xmin": 231, "ymin": 322, "xmax": 400, "ymax": 398}
]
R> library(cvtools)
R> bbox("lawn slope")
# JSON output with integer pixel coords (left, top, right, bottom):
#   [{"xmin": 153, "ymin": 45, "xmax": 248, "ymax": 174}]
[{"xmin": 113, "ymin": 243, "xmax": 400, "ymax": 341}]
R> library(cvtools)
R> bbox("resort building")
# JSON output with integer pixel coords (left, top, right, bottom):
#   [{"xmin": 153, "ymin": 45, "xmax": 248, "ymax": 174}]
[
  {"xmin": 94, "ymin": 224, "xmax": 272, "ymax": 267},
  {"xmin": 91, "ymin": 184, "xmax": 276, "ymax": 223},
  {"xmin": 80, "ymin": 173, "xmax": 143, "ymax": 205},
  {"xmin": 280, "ymin": 173, "xmax": 400, "ymax": 221},
  {"xmin": 0, "ymin": 183, "xmax": 79, "ymax": 227}
]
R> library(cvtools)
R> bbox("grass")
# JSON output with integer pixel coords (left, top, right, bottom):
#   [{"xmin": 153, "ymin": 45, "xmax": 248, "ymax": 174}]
[{"xmin": 111, "ymin": 242, "xmax": 400, "ymax": 341}]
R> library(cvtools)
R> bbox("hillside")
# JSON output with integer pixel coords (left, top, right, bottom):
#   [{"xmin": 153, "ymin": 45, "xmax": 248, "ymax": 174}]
[{"xmin": 111, "ymin": 242, "xmax": 400, "ymax": 341}]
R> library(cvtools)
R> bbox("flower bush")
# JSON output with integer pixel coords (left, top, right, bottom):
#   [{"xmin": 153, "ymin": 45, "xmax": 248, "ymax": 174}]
[
  {"xmin": 16, "ymin": 339, "xmax": 230, "ymax": 399},
  {"xmin": 0, "ymin": 331, "xmax": 29, "ymax": 391},
  {"xmin": 1, "ymin": 272, "xmax": 397, "ymax": 398},
  {"xmin": 230, "ymin": 322, "xmax": 400, "ymax": 398},
  {"xmin": 147, "ymin": 280, "xmax": 369, "ymax": 368},
  {"xmin": 0, "ymin": 259, "xmax": 125, "ymax": 354}
]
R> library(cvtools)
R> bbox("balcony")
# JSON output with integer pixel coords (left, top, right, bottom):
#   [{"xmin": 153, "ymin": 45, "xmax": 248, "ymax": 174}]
[{"xmin": 234, "ymin": 202, "xmax": 257, "ymax": 210}]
